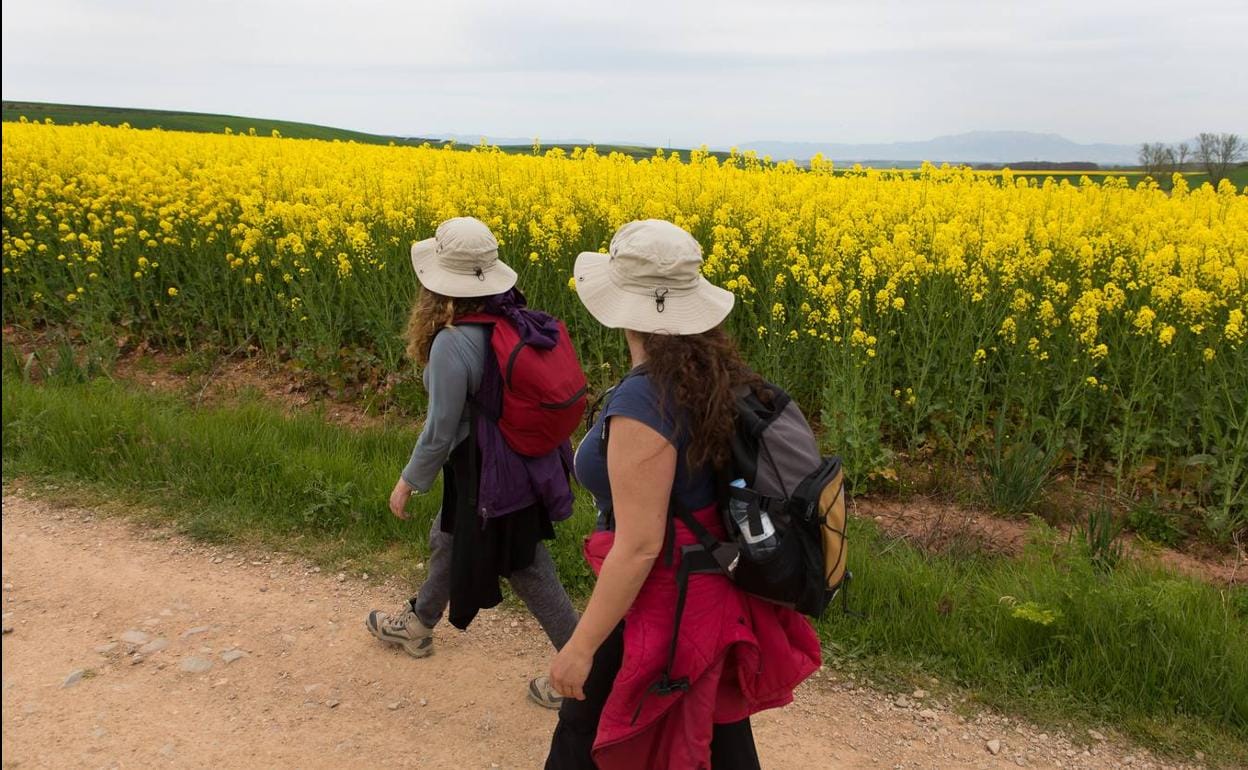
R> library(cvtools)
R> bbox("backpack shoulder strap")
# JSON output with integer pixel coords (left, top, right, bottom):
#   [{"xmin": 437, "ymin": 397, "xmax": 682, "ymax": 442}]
[{"xmin": 593, "ymin": 367, "xmax": 647, "ymax": 457}]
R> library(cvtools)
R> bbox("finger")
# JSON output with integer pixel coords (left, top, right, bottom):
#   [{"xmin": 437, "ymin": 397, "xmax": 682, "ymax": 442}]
[{"xmin": 571, "ymin": 681, "xmax": 586, "ymax": 701}]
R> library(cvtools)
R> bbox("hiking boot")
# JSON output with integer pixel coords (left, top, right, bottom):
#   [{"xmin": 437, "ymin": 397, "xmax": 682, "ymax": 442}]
[
  {"xmin": 528, "ymin": 675, "xmax": 564, "ymax": 710},
  {"xmin": 366, "ymin": 602, "xmax": 434, "ymax": 658}
]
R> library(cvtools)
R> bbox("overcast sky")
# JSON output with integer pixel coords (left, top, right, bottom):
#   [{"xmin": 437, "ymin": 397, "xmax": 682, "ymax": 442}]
[{"xmin": 3, "ymin": 0, "xmax": 1245, "ymax": 147}]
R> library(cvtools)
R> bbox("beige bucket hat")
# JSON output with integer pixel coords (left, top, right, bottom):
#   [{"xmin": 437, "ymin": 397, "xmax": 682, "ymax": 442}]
[
  {"xmin": 574, "ymin": 219, "xmax": 734, "ymax": 335},
  {"xmin": 410, "ymin": 217, "xmax": 517, "ymax": 298}
]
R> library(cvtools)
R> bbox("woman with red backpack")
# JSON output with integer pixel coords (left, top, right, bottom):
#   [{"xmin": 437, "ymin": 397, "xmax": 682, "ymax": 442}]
[
  {"xmin": 544, "ymin": 220, "xmax": 822, "ymax": 768},
  {"xmin": 366, "ymin": 216, "xmax": 584, "ymax": 709}
]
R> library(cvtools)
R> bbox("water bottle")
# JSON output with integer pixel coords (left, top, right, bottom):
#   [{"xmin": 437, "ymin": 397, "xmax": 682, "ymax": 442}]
[{"xmin": 728, "ymin": 479, "xmax": 778, "ymax": 559}]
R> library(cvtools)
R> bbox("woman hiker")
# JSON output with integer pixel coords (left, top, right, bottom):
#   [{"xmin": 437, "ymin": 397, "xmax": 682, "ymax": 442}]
[
  {"xmin": 366, "ymin": 216, "xmax": 580, "ymax": 710},
  {"xmin": 544, "ymin": 220, "xmax": 822, "ymax": 768}
]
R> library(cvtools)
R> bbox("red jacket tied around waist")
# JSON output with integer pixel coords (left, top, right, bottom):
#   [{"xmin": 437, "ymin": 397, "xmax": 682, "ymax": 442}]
[{"xmin": 582, "ymin": 503, "xmax": 822, "ymax": 770}]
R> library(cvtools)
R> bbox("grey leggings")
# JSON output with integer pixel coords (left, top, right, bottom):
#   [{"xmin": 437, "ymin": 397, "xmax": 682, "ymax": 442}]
[{"xmin": 411, "ymin": 513, "xmax": 579, "ymax": 649}]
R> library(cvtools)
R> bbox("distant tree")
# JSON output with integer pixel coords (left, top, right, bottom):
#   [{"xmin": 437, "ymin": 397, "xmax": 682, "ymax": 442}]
[
  {"xmin": 1138, "ymin": 142, "xmax": 1172, "ymax": 179},
  {"xmin": 1196, "ymin": 133, "xmax": 1246, "ymax": 186},
  {"xmin": 1172, "ymin": 141, "xmax": 1191, "ymax": 172}
]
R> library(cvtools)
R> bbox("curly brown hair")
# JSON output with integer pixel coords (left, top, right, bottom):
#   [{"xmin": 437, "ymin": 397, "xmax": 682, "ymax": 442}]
[
  {"xmin": 638, "ymin": 326, "xmax": 764, "ymax": 470},
  {"xmin": 404, "ymin": 288, "xmax": 484, "ymax": 365}
]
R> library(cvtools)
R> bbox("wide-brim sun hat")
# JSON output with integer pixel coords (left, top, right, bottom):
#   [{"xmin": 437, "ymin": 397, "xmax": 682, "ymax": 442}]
[
  {"xmin": 410, "ymin": 216, "xmax": 517, "ymax": 298},
  {"xmin": 574, "ymin": 219, "xmax": 734, "ymax": 335}
]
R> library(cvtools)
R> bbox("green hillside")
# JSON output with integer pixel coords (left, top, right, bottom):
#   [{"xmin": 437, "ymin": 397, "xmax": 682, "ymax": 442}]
[
  {"xmin": 2, "ymin": 101, "xmax": 438, "ymax": 146},
  {"xmin": 1, "ymin": 101, "xmax": 736, "ymax": 161}
]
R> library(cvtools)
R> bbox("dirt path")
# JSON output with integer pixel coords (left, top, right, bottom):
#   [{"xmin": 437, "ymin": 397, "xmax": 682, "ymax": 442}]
[{"xmin": 1, "ymin": 497, "xmax": 1201, "ymax": 770}]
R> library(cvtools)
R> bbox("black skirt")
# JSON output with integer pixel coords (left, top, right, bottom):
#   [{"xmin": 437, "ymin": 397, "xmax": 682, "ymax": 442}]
[{"xmin": 441, "ymin": 431, "xmax": 555, "ymax": 631}]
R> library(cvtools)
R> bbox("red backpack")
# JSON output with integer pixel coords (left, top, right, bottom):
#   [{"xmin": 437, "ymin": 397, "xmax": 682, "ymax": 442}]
[{"xmin": 456, "ymin": 312, "xmax": 588, "ymax": 457}]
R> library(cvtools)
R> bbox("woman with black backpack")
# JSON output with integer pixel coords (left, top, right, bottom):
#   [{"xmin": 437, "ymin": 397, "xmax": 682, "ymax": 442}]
[
  {"xmin": 366, "ymin": 216, "xmax": 583, "ymax": 710},
  {"xmin": 545, "ymin": 220, "xmax": 822, "ymax": 769}
]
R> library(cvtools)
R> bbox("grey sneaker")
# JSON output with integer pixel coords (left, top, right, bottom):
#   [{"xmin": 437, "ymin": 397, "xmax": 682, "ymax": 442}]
[
  {"xmin": 528, "ymin": 675, "xmax": 564, "ymax": 710},
  {"xmin": 366, "ymin": 602, "xmax": 434, "ymax": 658}
]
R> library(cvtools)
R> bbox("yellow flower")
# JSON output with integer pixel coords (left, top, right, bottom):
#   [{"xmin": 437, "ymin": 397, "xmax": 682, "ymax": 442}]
[
  {"xmin": 167, "ymin": 287, "xmax": 178, "ymax": 297},
  {"xmin": 1158, "ymin": 325, "xmax": 1176, "ymax": 347},
  {"xmin": 974, "ymin": 348, "xmax": 987, "ymax": 364}
]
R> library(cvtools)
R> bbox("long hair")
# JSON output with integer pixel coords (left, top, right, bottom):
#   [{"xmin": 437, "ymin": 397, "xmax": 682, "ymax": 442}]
[
  {"xmin": 639, "ymin": 326, "xmax": 763, "ymax": 470},
  {"xmin": 404, "ymin": 288, "xmax": 484, "ymax": 365}
]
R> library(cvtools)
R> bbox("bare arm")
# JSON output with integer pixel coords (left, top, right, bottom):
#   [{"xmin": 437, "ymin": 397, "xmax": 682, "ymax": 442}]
[{"xmin": 548, "ymin": 415, "xmax": 674, "ymax": 699}]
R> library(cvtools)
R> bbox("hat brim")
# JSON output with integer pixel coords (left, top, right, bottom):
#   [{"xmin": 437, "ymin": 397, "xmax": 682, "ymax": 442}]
[
  {"xmin": 573, "ymin": 251, "xmax": 735, "ymax": 335},
  {"xmin": 410, "ymin": 238, "xmax": 517, "ymax": 298}
]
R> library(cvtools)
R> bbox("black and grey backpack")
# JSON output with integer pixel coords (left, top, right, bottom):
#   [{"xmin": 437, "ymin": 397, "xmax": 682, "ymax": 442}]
[{"xmin": 680, "ymin": 381, "xmax": 850, "ymax": 617}]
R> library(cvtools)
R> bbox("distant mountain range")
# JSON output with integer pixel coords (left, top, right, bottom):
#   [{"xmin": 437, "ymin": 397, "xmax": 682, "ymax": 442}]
[
  {"xmin": 447, "ymin": 130, "xmax": 1157, "ymax": 166},
  {"xmin": 734, "ymin": 131, "xmax": 1151, "ymax": 166},
  {"xmin": 5, "ymin": 102, "xmax": 1208, "ymax": 167}
]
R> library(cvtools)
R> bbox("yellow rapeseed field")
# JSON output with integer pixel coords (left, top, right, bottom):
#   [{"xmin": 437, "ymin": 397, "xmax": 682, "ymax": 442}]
[{"xmin": 3, "ymin": 121, "xmax": 1246, "ymax": 532}]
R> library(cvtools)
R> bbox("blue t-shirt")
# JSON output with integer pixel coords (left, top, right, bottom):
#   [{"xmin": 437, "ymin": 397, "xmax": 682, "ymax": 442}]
[{"xmin": 574, "ymin": 371, "xmax": 718, "ymax": 517}]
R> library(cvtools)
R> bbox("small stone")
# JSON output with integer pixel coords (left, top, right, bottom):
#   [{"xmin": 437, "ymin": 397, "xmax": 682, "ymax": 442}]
[
  {"xmin": 259, "ymin": 586, "xmax": 268, "ymax": 593},
  {"xmin": 416, "ymin": 562, "xmax": 425, "ymax": 570},
  {"xmin": 2, "ymin": 583, "xmax": 12, "ymax": 591},
  {"xmin": 2, "ymin": 622, "xmax": 12, "ymax": 635},
  {"xmin": 62, "ymin": 669, "xmax": 87, "ymax": 688},
  {"xmin": 986, "ymin": 739, "xmax": 1002, "ymax": 755},
  {"xmin": 919, "ymin": 709, "xmax": 938, "ymax": 721},
  {"xmin": 220, "ymin": 649, "xmax": 248, "ymax": 664},
  {"xmin": 419, "ymin": 698, "xmax": 428, "ymax": 707},
  {"xmin": 1124, "ymin": 757, "xmax": 1135, "ymax": 766},
  {"xmin": 305, "ymin": 684, "xmax": 322, "ymax": 694},
  {"xmin": 212, "ymin": 678, "xmax": 229, "ymax": 687},
  {"xmin": 130, "ymin": 654, "xmax": 146, "ymax": 665},
  {"xmin": 179, "ymin": 656, "xmax": 213, "ymax": 674},
  {"xmin": 139, "ymin": 638, "xmax": 169, "ymax": 655},
  {"xmin": 1088, "ymin": 729, "xmax": 1106, "ymax": 742},
  {"xmin": 251, "ymin": 561, "xmax": 264, "ymax": 566},
  {"xmin": 120, "ymin": 630, "xmax": 150, "ymax": 645},
  {"xmin": 281, "ymin": 634, "xmax": 297, "ymax": 644},
  {"xmin": 181, "ymin": 625, "xmax": 210, "ymax": 638},
  {"xmin": 912, "ymin": 689, "xmax": 929, "ymax": 699},
  {"xmin": 160, "ymin": 744, "xmax": 175, "ymax": 757},
  {"xmin": 336, "ymin": 573, "xmax": 346, "ymax": 582},
  {"xmin": 212, "ymin": 557, "xmax": 224, "ymax": 564},
  {"xmin": 894, "ymin": 695, "xmax": 913, "ymax": 709},
  {"xmin": 388, "ymin": 701, "xmax": 402, "ymax": 710},
  {"xmin": 326, "ymin": 698, "xmax": 340, "ymax": 708},
  {"xmin": 95, "ymin": 643, "xmax": 117, "ymax": 654},
  {"xmin": 1014, "ymin": 758, "xmax": 1026, "ymax": 768}
]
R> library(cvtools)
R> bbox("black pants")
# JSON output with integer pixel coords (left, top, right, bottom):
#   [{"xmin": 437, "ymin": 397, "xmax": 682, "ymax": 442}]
[{"xmin": 546, "ymin": 624, "xmax": 761, "ymax": 770}]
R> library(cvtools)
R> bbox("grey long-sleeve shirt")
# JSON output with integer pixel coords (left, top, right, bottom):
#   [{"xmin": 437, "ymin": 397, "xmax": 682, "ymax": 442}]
[{"xmin": 401, "ymin": 324, "xmax": 487, "ymax": 492}]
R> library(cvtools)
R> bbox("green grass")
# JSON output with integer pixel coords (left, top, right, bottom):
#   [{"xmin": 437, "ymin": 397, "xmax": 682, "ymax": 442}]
[
  {"xmin": 1, "ymin": 100, "xmax": 734, "ymax": 161},
  {"xmin": 2, "ymin": 363, "xmax": 1245, "ymax": 764},
  {"xmin": 2, "ymin": 100, "xmax": 440, "ymax": 147}
]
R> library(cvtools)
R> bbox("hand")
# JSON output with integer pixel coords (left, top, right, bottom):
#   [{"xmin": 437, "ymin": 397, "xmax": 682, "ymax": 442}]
[
  {"xmin": 549, "ymin": 642, "xmax": 593, "ymax": 701},
  {"xmin": 389, "ymin": 478, "xmax": 415, "ymax": 519}
]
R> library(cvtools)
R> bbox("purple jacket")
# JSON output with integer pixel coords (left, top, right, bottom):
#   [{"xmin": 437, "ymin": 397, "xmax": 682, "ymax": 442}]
[{"xmin": 470, "ymin": 290, "xmax": 575, "ymax": 522}]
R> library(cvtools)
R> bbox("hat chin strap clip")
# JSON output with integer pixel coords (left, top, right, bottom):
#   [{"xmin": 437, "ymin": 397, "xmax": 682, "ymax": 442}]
[
  {"xmin": 654, "ymin": 287, "xmax": 668, "ymax": 313},
  {"xmin": 474, "ymin": 267, "xmax": 486, "ymax": 281}
]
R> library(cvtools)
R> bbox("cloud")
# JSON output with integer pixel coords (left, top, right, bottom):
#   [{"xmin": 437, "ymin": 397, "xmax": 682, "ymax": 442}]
[{"xmin": 3, "ymin": 0, "xmax": 1245, "ymax": 146}]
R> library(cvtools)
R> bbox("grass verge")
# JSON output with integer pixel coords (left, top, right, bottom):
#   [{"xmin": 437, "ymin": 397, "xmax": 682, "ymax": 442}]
[{"xmin": 3, "ymin": 372, "xmax": 1245, "ymax": 764}]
